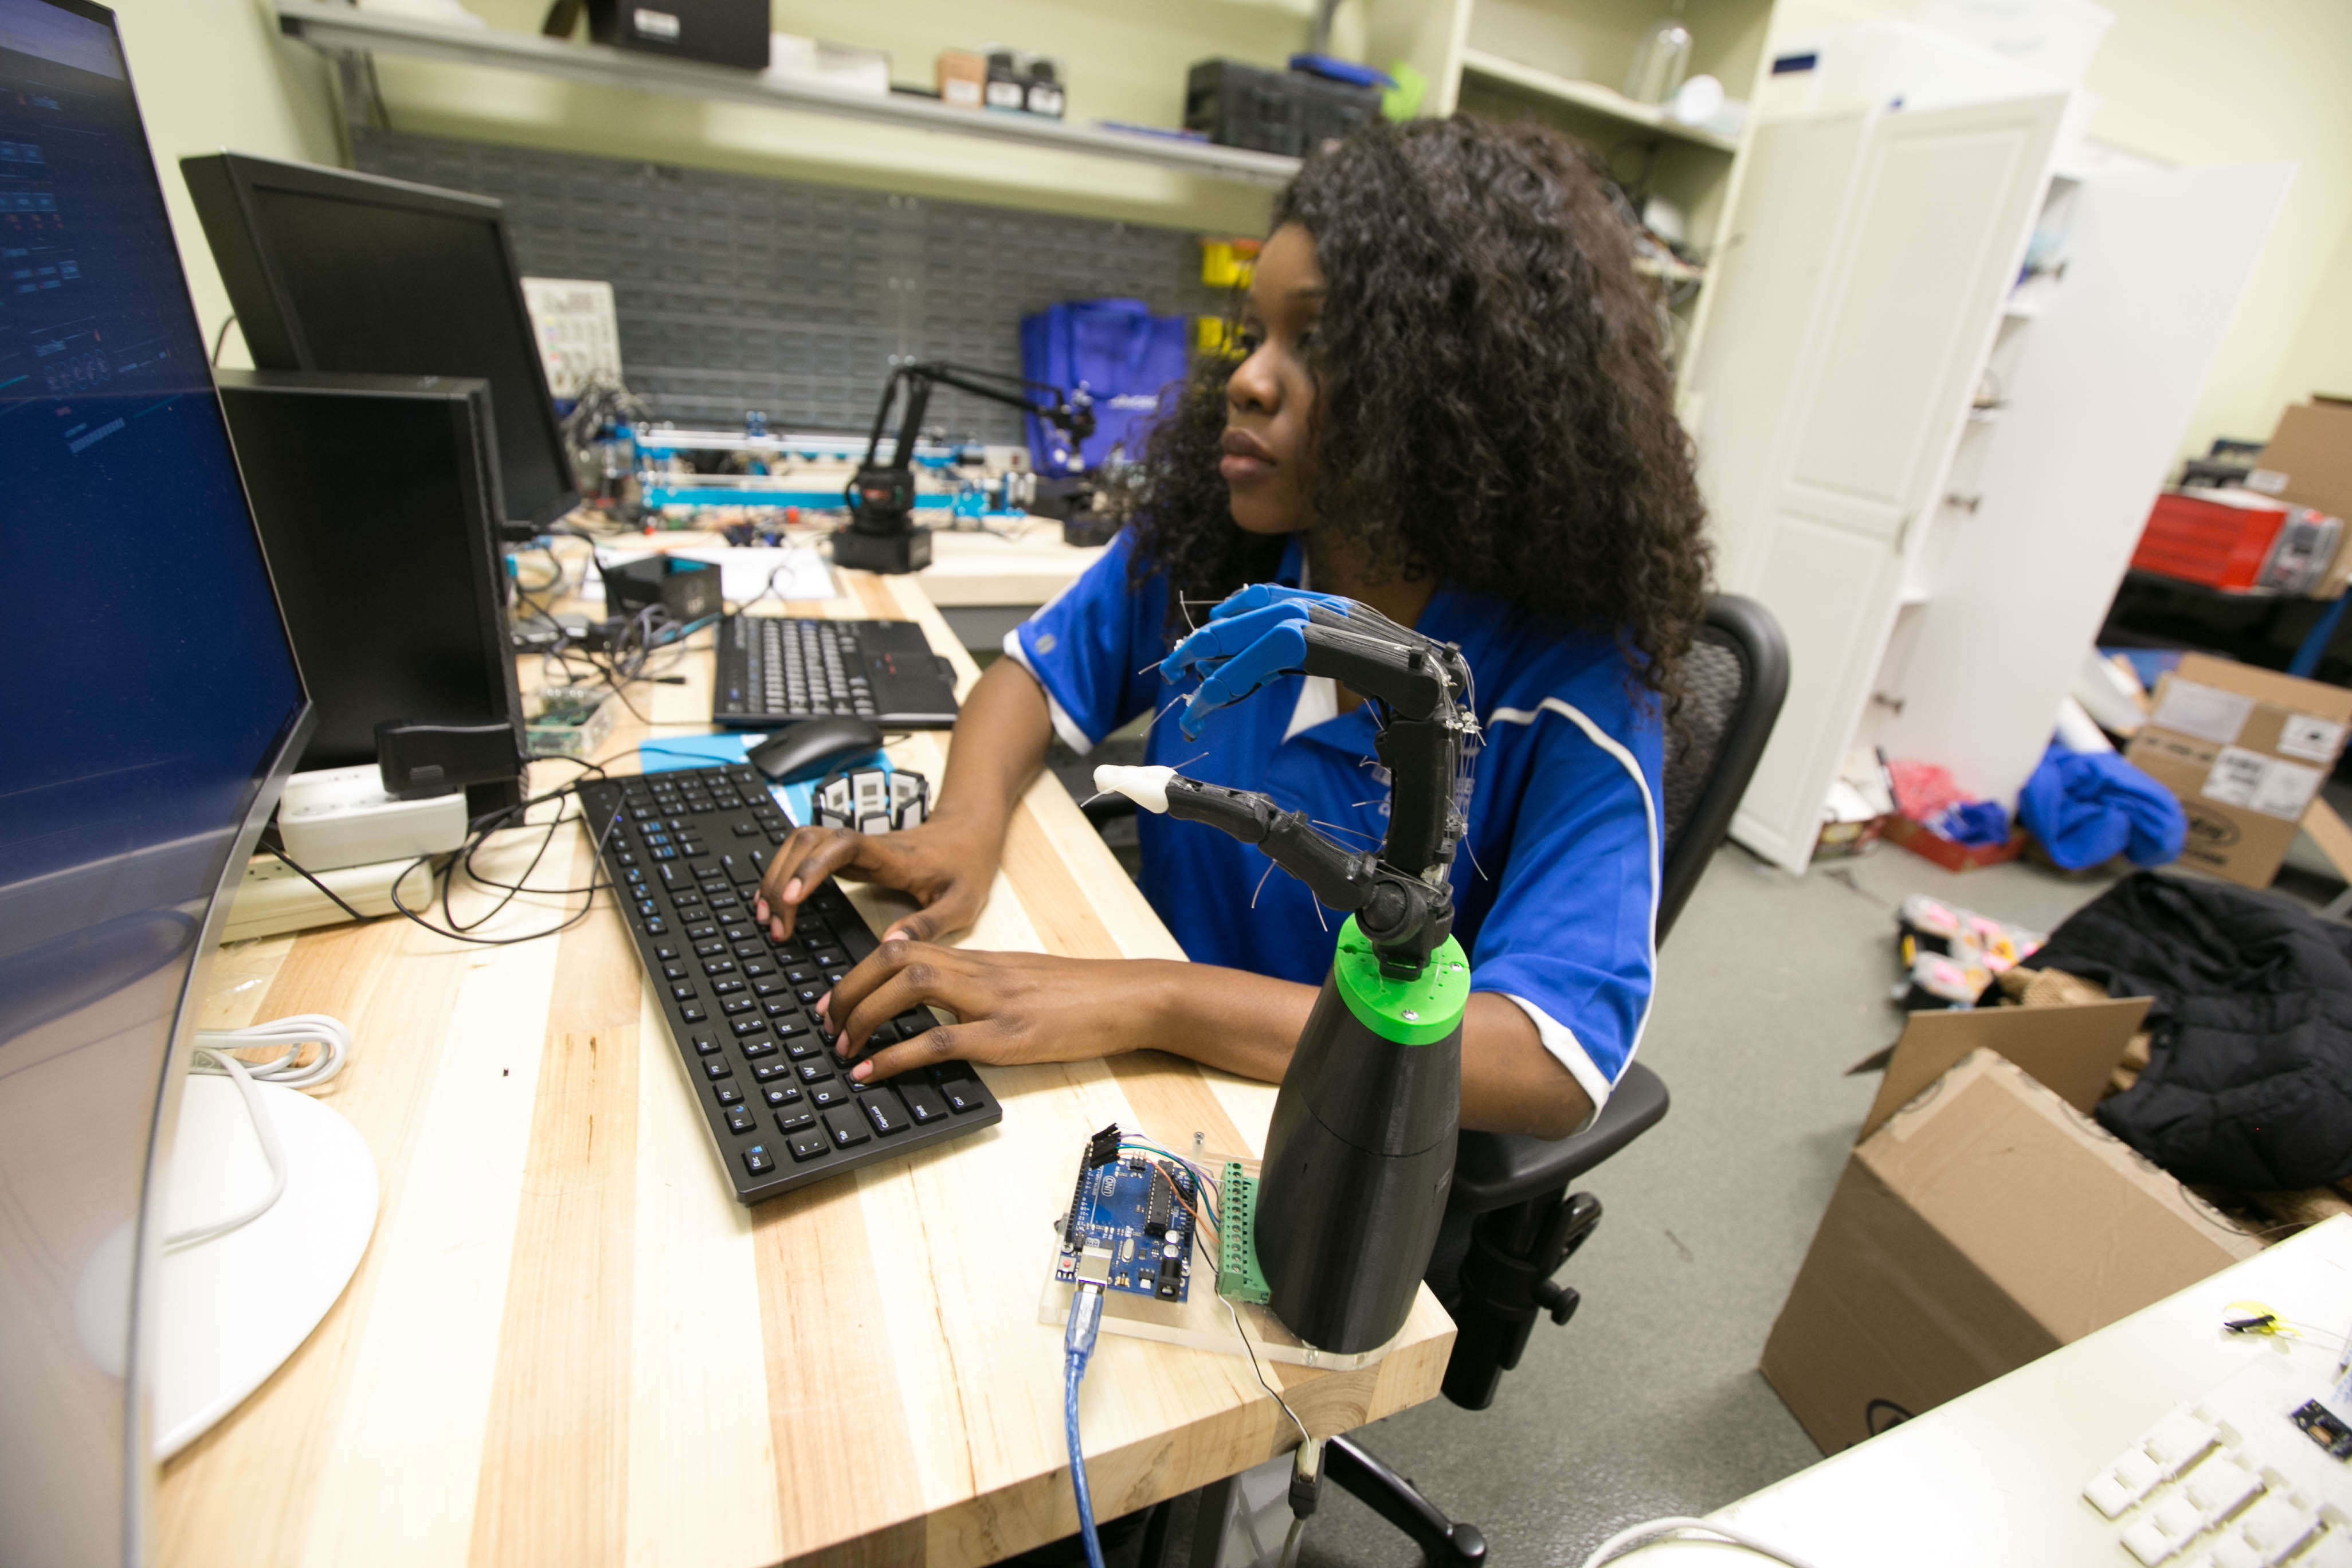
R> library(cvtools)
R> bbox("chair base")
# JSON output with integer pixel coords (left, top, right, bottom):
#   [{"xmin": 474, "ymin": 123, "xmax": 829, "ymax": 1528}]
[{"xmin": 1326, "ymin": 1434, "xmax": 1487, "ymax": 1567}]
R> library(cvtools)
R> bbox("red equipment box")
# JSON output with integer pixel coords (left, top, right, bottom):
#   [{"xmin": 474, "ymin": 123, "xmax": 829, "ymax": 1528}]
[{"xmin": 2131, "ymin": 489, "xmax": 2289, "ymax": 592}]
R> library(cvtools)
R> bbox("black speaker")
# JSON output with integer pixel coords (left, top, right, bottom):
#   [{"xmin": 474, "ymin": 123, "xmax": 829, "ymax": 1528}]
[
  {"xmin": 216, "ymin": 369, "xmax": 527, "ymax": 819},
  {"xmin": 582, "ymin": 0, "xmax": 768, "ymax": 68}
]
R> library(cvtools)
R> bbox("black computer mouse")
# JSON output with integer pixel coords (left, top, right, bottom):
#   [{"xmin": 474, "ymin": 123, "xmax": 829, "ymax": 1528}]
[{"xmin": 746, "ymin": 715, "xmax": 885, "ymax": 784}]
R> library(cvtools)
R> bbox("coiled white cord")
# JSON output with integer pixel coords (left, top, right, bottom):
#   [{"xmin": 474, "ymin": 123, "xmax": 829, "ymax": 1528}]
[
  {"xmin": 1579, "ymin": 1515, "xmax": 1822, "ymax": 1568},
  {"xmin": 167, "ymin": 1015, "xmax": 352, "ymax": 1252}
]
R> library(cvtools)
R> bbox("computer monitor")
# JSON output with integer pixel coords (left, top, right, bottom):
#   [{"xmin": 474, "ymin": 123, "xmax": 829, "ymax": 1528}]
[
  {"xmin": 179, "ymin": 150, "xmax": 578, "ymax": 541},
  {"xmin": 0, "ymin": 1, "xmax": 313, "ymax": 1563}
]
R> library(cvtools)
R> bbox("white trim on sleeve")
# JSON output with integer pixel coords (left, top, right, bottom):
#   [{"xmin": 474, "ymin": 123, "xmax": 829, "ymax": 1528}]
[
  {"xmin": 1484, "ymin": 696, "xmax": 1662, "ymax": 1084},
  {"xmin": 1499, "ymin": 994, "xmax": 1612, "ymax": 1133},
  {"xmin": 1000, "ymin": 629, "xmax": 1098, "ymax": 754}
]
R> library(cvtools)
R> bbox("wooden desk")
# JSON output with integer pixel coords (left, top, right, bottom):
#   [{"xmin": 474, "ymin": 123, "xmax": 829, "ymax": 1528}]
[
  {"xmin": 577, "ymin": 518, "xmax": 1101, "ymax": 611},
  {"xmin": 919, "ymin": 520, "xmax": 1101, "ymax": 609},
  {"xmin": 159, "ymin": 569, "xmax": 1452, "ymax": 1568}
]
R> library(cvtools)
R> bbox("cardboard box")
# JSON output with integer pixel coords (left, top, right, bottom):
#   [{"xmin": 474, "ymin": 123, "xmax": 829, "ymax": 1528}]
[
  {"xmin": 1761, "ymin": 1049, "xmax": 2259, "ymax": 1453},
  {"xmin": 2247, "ymin": 399, "xmax": 2352, "ymax": 595},
  {"xmin": 2123, "ymin": 652, "xmax": 2352, "ymax": 888}
]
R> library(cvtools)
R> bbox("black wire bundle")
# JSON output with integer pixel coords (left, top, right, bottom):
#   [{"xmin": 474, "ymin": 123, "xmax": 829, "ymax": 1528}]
[{"xmin": 263, "ymin": 759, "xmax": 627, "ymax": 948}]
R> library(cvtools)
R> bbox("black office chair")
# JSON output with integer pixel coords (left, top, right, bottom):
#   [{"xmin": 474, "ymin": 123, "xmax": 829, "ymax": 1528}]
[{"xmin": 1322, "ymin": 594, "xmax": 1791, "ymax": 1566}]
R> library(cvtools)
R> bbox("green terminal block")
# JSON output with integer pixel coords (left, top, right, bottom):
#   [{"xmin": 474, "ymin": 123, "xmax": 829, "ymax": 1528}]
[{"xmin": 1217, "ymin": 1161, "xmax": 1271, "ymax": 1305}]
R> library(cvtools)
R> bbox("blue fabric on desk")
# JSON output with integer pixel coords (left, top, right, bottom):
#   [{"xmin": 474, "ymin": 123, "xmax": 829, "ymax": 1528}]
[{"xmin": 2018, "ymin": 742, "xmax": 2186, "ymax": 871}]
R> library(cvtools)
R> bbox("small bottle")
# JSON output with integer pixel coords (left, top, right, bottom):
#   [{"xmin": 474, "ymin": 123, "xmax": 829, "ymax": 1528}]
[{"xmin": 1625, "ymin": 2, "xmax": 1693, "ymax": 105}]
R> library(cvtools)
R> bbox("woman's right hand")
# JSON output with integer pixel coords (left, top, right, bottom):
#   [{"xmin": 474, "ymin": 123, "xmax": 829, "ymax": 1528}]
[{"xmin": 752, "ymin": 814, "xmax": 999, "ymax": 945}]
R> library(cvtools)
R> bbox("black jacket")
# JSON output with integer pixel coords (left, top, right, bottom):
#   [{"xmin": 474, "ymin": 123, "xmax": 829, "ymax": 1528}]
[{"xmin": 2022, "ymin": 871, "xmax": 2352, "ymax": 1191}]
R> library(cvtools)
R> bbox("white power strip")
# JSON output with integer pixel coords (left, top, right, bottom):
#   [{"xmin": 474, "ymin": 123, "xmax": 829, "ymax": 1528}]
[
  {"xmin": 222, "ymin": 855, "xmax": 414, "ymax": 942},
  {"xmin": 277, "ymin": 763, "xmax": 467, "ymax": 872}
]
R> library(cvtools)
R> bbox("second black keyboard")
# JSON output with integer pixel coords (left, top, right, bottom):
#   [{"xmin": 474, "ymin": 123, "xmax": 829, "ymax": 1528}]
[{"xmin": 577, "ymin": 763, "xmax": 1001, "ymax": 1202}]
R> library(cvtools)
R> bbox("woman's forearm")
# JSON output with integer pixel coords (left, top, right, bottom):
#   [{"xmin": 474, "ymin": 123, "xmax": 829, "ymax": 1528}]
[
  {"xmin": 932, "ymin": 657, "xmax": 1056, "ymax": 845},
  {"xmin": 1133, "ymin": 964, "xmax": 1590, "ymax": 1138}
]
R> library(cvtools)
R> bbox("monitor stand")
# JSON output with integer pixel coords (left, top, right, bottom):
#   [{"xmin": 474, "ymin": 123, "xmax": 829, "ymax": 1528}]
[{"xmin": 151, "ymin": 1075, "xmax": 378, "ymax": 1459}]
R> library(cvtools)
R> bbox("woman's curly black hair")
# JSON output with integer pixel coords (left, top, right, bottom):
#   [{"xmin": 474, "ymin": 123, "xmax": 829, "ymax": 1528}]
[{"xmin": 1120, "ymin": 115, "xmax": 1712, "ymax": 711}]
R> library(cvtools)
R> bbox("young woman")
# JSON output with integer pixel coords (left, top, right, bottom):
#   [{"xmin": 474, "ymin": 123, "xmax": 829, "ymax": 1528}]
[{"xmin": 754, "ymin": 116, "xmax": 1711, "ymax": 1140}]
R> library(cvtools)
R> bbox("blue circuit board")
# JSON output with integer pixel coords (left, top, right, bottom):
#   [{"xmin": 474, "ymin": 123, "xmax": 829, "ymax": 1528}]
[{"xmin": 1055, "ymin": 1153, "xmax": 1196, "ymax": 1303}]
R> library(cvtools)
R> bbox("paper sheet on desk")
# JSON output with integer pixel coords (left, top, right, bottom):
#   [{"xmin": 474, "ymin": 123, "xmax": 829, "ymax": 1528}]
[{"xmin": 583, "ymin": 547, "xmax": 840, "ymax": 606}]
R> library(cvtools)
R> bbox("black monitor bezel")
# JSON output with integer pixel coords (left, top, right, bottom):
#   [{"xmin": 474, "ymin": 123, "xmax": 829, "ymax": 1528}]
[{"xmin": 179, "ymin": 149, "xmax": 580, "ymax": 535}]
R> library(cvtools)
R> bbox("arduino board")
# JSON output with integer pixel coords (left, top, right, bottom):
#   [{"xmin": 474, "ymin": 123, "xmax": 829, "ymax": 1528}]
[{"xmin": 1056, "ymin": 1136, "xmax": 1197, "ymax": 1303}]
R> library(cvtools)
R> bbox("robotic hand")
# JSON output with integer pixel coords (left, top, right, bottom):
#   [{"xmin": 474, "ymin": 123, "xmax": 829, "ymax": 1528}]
[{"xmin": 1101, "ymin": 584, "xmax": 1476, "ymax": 978}]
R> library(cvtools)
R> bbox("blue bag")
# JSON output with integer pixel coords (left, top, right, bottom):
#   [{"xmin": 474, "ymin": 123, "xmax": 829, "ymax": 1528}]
[
  {"xmin": 2017, "ymin": 742, "xmax": 2187, "ymax": 871},
  {"xmin": 1021, "ymin": 298, "xmax": 1191, "ymax": 476}
]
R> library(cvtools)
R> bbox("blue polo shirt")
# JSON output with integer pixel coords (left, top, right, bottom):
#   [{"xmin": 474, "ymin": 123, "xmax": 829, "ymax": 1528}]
[{"xmin": 1005, "ymin": 532, "xmax": 1659, "ymax": 1117}]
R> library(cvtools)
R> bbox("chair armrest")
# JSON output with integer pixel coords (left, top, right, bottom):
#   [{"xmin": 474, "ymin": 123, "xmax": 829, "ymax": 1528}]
[{"xmin": 1449, "ymin": 1063, "xmax": 1669, "ymax": 1213}]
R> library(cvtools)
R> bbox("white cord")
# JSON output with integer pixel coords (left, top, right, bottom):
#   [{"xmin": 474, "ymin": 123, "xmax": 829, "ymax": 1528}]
[
  {"xmin": 1579, "ymin": 1516, "xmax": 1824, "ymax": 1568},
  {"xmin": 166, "ymin": 1016, "xmax": 352, "ymax": 1251},
  {"xmin": 191, "ymin": 1013, "xmax": 351, "ymax": 1091}
]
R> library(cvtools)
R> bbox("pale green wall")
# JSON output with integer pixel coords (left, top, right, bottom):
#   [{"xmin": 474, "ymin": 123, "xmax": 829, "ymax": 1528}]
[{"xmin": 112, "ymin": 0, "xmax": 340, "ymax": 366}]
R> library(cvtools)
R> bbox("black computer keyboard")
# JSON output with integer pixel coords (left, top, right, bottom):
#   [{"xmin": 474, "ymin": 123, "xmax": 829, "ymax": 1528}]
[
  {"xmin": 712, "ymin": 616, "xmax": 961, "ymax": 728},
  {"xmin": 578, "ymin": 763, "xmax": 1001, "ymax": 1202}
]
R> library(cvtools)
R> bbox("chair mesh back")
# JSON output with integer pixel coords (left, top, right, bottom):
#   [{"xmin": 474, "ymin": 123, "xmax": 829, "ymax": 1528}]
[{"xmin": 1660, "ymin": 629, "xmax": 1746, "ymax": 860}]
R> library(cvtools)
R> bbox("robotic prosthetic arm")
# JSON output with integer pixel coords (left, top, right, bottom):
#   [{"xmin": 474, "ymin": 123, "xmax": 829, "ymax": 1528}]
[
  {"xmin": 1096, "ymin": 585, "xmax": 1476, "ymax": 977},
  {"xmin": 1095, "ymin": 585, "xmax": 1480, "ymax": 1355}
]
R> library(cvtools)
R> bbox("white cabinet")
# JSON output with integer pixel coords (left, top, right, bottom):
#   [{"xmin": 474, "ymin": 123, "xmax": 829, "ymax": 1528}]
[
  {"xmin": 1872, "ymin": 162, "xmax": 2293, "ymax": 803},
  {"xmin": 1685, "ymin": 93, "xmax": 2068, "ymax": 871}
]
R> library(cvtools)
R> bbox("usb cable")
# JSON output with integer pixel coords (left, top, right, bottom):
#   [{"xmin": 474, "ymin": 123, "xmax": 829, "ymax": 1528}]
[{"xmin": 1064, "ymin": 1246, "xmax": 1112, "ymax": 1568}]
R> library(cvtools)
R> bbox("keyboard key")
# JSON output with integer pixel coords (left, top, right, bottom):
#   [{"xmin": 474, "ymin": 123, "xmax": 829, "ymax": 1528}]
[
  {"xmin": 777, "ymin": 1109, "xmax": 816, "ymax": 1134},
  {"xmin": 712, "ymin": 979, "xmax": 745, "ymax": 997},
  {"xmin": 702, "ymin": 958, "xmax": 737, "ymax": 977},
  {"xmin": 725, "ymin": 1107, "xmax": 756, "ymax": 1135},
  {"xmin": 787, "ymin": 1128, "xmax": 829, "ymax": 1162},
  {"xmin": 763, "ymin": 999, "xmax": 798, "ymax": 1019},
  {"xmin": 662, "ymin": 963, "xmax": 688, "ymax": 981},
  {"xmin": 715, "ymin": 1084, "xmax": 743, "ymax": 1106},
  {"xmin": 722, "ymin": 853, "xmax": 757, "ymax": 883},
  {"xmin": 795, "ymin": 986, "xmax": 826, "ymax": 1006},
  {"xmin": 752, "ymin": 1061, "xmax": 790, "ymax": 1083},
  {"xmin": 862, "ymin": 1089, "xmax": 910, "ymax": 1136},
  {"xmin": 654, "ymin": 945, "xmax": 679, "ymax": 961},
  {"xmin": 670, "ymin": 983, "xmax": 697, "ymax": 1002},
  {"xmin": 742, "ymin": 1038, "xmax": 778, "ymax": 1059},
  {"xmin": 896, "ymin": 1011, "xmax": 934, "ymax": 1038},
  {"xmin": 754, "ymin": 979, "xmax": 789, "ymax": 997},
  {"xmin": 732, "ymin": 940, "xmax": 766, "ymax": 959},
  {"xmin": 692, "ymin": 1036, "xmax": 720, "ymax": 1056},
  {"xmin": 732, "ymin": 1018, "xmax": 768, "ymax": 1037},
  {"xmin": 734, "ymin": 821, "xmax": 759, "ymax": 837},
  {"xmin": 695, "ymin": 940, "xmax": 727, "ymax": 959},
  {"xmin": 812, "ymin": 946, "xmax": 848, "ymax": 969},
  {"xmin": 743, "ymin": 1144, "xmax": 775, "ymax": 1175},
  {"xmin": 797, "ymin": 1060, "xmax": 834, "ymax": 1083},
  {"xmin": 686, "ymin": 923, "xmax": 717, "ymax": 940},
  {"xmin": 785, "ymin": 966, "xmax": 819, "ymax": 986},
  {"xmin": 763, "ymin": 1084, "xmax": 802, "ymax": 1108},
  {"xmin": 823, "ymin": 1108, "xmax": 872, "ymax": 1148},
  {"xmin": 680, "ymin": 1003, "xmax": 707, "ymax": 1022},
  {"xmin": 810, "ymin": 1082, "xmax": 850, "ymax": 1110},
  {"xmin": 723, "ymin": 997, "xmax": 755, "ymax": 1016},
  {"xmin": 742, "ymin": 959, "xmax": 774, "ymax": 978},
  {"xmin": 703, "ymin": 1059, "xmax": 732, "ymax": 1081},
  {"xmin": 899, "ymin": 1080, "xmax": 948, "ymax": 1124}
]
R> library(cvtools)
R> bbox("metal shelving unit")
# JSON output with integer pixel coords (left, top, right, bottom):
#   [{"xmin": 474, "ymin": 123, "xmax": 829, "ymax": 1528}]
[{"xmin": 272, "ymin": 1, "xmax": 1302, "ymax": 189}]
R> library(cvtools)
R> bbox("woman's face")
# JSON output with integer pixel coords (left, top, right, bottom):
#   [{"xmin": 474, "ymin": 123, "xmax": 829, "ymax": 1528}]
[{"xmin": 1221, "ymin": 221, "xmax": 1323, "ymax": 535}]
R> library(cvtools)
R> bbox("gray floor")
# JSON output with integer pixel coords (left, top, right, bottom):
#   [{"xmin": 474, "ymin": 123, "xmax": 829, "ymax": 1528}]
[{"xmin": 1292, "ymin": 841, "xmax": 2150, "ymax": 1568}]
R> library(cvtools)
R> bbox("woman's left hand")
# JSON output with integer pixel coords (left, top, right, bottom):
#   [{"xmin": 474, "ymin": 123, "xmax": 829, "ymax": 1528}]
[{"xmin": 818, "ymin": 939, "xmax": 1179, "ymax": 1084}]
